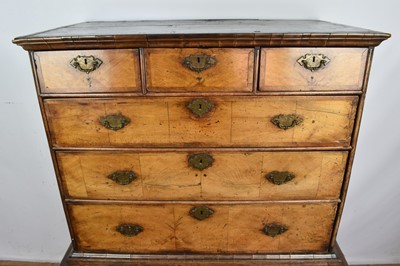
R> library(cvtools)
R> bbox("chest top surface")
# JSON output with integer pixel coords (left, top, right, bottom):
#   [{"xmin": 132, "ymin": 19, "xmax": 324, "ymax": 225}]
[{"xmin": 13, "ymin": 19, "xmax": 390, "ymax": 50}]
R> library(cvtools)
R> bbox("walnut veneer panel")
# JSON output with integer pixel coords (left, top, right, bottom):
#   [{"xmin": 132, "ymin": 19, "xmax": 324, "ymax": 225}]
[
  {"xmin": 44, "ymin": 96, "xmax": 358, "ymax": 148},
  {"xmin": 35, "ymin": 49, "xmax": 141, "ymax": 93},
  {"xmin": 260, "ymin": 48, "xmax": 368, "ymax": 92},
  {"xmin": 145, "ymin": 48, "xmax": 254, "ymax": 92},
  {"xmin": 69, "ymin": 203, "xmax": 337, "ymax": 253},
  {"xmin": 57, "ymin": 151, "xmax": 347, "ymax": 200}
]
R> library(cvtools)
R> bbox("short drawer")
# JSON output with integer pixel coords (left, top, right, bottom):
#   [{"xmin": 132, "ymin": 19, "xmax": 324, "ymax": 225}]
[
  {"xmin": 69, "ymin": 203, "xmax": 336, "ymax": 253},
  {"xmin": 44, "ymin": 96, "xmax": 358, "ymax": 148},
  {"xmin": 57, "ymin": 151, "xmax": 347, "ymax": 200},
  {"xmin": 259, "ymin": 48, "xmax": 368, "ymax": 91},
  {"xmin": 145, "ymin": 48, "xmax": 254, "ymax": 92},
  {"xmin": 35, "ymin": 49, "xmax": 141, "ymax": 93}
]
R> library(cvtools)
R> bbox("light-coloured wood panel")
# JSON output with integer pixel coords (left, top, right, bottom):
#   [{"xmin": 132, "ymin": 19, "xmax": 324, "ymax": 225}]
[
  {"xmin": 69, "ymin": 203, "xmax": 336, "ymax": 253},
  {"xmin": 146, "ymin": 48, "xmax": 254, "ymax": 92},
  {"xmin": 230, "ymin": 96, "xmax": 358, "ymax": 147},
  {"xmin": 259, "ymin": 48, "xmax": 368, "ymax": 91},
  {"xmin": 35, "ymin": 49, "xmax": 141, "ymax": 93},
  {"xmin": 57, "ymin": 151, "xmax": 347, "ymax": 200},
  {"xmin": 44, "ymin": 96, "xmax": 357, "ymax": 148}
]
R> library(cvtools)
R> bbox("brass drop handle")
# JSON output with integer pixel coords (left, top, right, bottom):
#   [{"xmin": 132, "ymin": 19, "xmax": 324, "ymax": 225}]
[
  {"xmin": 187, "ymin": 98, "xmax": 214, "ymax": 118},
  {"xmin": 189, "ymin": 206, "xmax": 214, "ymax": 221},
  {"xmin": 116, "ymin": 224, "xmax": 143, "ymax": 237},
  {"xmin": 271, "ymin": 114, "xmax": 303, "ymax": 130},
  {"xmin": 188, "ymin": 153, "xmax": 214, "ymax": 171},
  {"xmin": 70, "ymin": 55, "xmax": 103, "ymax": 74},
  {"xmin": 182, "ymin": 54, "xmax": 217, "ymax": 72},
  {"xmin": 261, "ymin": 223, "xmax": 288, "ymax": 237},
  {"xmin": 100, "ymin": 114, "xmax": 130, "ymax": 131},
  {"xmin": 297, "ymin": 53, "xmax": 330, "ymax": 72},
  {"xmin": 108, "ymin": 171, "xmax": 137, "ymax": 185},
  {"xmin": 266, "ymin": 171, "xmax": 295, "ymax": 185}
]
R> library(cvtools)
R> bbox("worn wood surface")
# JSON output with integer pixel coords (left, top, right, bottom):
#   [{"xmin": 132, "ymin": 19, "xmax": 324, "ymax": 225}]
[
  {"xmin": 259, "ymin": 48, "xmax": 367, "ymax": 92},
  {"xmin": 146, "ymin": 48, "xmax": 253, "ymax": 92},
  {"xmin": 68, "ymin": 203, "xmax": 336, "ymax": 253},
  {"xmin": 44, "ymin": 96, "xmax": 358, "ymax": 148},
  {"xmin": 12, "ymin": 20, "xmax": 391, "ymax": 51},
  {"xmin": 57, "ymin": 151, "xmax": 347, "ymax": 200},
  {"xmin": 65, "ymin": 258, "xmax": 345, "ymax": 266},
  {"xmin": 35, "ymin": 49, "xmax": 141, "ymax": 93}
]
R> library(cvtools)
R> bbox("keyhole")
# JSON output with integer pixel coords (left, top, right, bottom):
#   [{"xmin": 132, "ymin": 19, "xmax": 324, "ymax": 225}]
[
  {"xmin": 199, "ymin": 159, "xmax": 203, "ymax": 165},
  {"xmin": 84, "ymin": 58, "xmax": 88, "ymax": 65},
  {"xmin": 312, "ymin": 56, "xmax": 316, "ymax": 63},
  {"xmin": 197, "ymin": 57, "xmax": 200, "ymax": 63},
  {"xmin": 200, "ymin": 210, "xmax": 204, "ymax": 215},
  {"xmin": 198, "ymin": 104, "xmax": 202, "ymax": 110}
]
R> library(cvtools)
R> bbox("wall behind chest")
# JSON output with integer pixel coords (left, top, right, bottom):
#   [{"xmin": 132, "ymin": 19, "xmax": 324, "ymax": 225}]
[{"xmin": 1, "ymin": 0, "xmax": 399, "ymax": 264}]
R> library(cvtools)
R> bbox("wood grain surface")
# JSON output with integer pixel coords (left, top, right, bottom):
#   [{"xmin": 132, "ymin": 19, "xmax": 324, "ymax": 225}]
[
  {"xmin": 35, "ymin": 49, "xmax": 141, "ymax": 93},
  {"xmin": 57, "ymin": 151, "xmax": 347, "ymax": 200},
  {"xmin": 44, "ymin": 96, "xmax": 358, "ymax": 148},
  {"xmin": 146, "ymin": 48, "xmax": 254, "ymax": 92},
  {"xmin": 259, "ymin": 48, "xmax": 368, "ymax": 92},
  {"xmin": 68, "ymin": 203, "xmax": 337, "ymax": 253}
]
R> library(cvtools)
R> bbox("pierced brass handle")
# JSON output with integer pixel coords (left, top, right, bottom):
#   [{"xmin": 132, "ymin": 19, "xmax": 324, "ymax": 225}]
[
  {"xmin": 297, "ymin": 53, "xmax": 330, "ymax": 72},
  {"xmin": 182, "ymin": 54, "xmax": 217, "ymax": 72},
  {"xmin": 187, "ymin": 98, "xmax": 214, "ymax": 118},
  {"xmin": 108, "ymin": 171, "xmax": 137, "ymax": 185},
  {"xmin": 266, "ymin": 171, "xmax": 295, "ymax": 185},
  {"xmin": 188, "ymin": 153, "xmax": 214, "ymax": 171},
  {"xmin": 189, "ymin": 206, "xmax": 214, "ymax": 221},
  {"xmin": 261, "ymin": 223, "xmax": 288, "ymax": 237},
  {"xmin": 271, "ymin": 114, "xmax": 303, "ymax": 130},
  {"xmin": 100, "ymin": 114, "xmax": 130, "ymax": 131},
  {"xmin": 116, "ymin": 224, "xmax": 143, "ymax": 237},
  {"xmin": 70, "ymin": 55, "xmax": 103, "ymax": 74}
]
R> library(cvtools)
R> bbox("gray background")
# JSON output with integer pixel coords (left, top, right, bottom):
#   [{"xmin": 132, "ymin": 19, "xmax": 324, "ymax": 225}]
[{"xmin": 1, "ymin": 0, "xmax": 399, "ymax": 264}]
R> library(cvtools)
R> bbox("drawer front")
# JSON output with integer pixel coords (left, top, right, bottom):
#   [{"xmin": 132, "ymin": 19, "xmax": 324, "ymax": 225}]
[
  {"xmin": 35, "ymin": 49, "xmax": 141, "ymax": 93},
  {"xmin": 259, "ymin": 48, "xmax": 368, "ymax": 91},
  {"xmin": 69, "ymin": 203, "xmax": 336, "ymax": 253},
  {"xmin": 145, "ymin": 48, "xmax": 254, "ymax": 92},
  {"xmin": 58, "ymin": 151, "xmax": 347, "ymax": 200},
  {"xmin": 44, "ymin": 96, "xmax": 357, "ymax": 148}
]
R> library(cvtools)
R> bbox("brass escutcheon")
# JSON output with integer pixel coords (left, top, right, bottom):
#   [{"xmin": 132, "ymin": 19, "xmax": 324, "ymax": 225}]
[
  {"xmin": 261, "ymin": 223, "xmax": 288, "ymax": 237},
  {"xmin": 187, "ymin": 98, "xmax": 214, "ymax": 118},
  {"xmin": 100, "ymin": 114, "xmax": 130, "ymax": 131},
  {"xmin": 108, "ymin": 171, "xmax": 137, "ymax": 185},
  {"xmin": 70, "ymin": 55, "xmax": 103, "ymax": 74},
  {"xmin": 297, "ymin": 53, "xmax": 330, "ymax": 72},
  {"xmin": 116, "ymin": 224, "xmax": 143, "ymax": 237},
  {"xmin": 271, "ymin": 114, "xmax": 303, "ymax": 130},
  {"xmin": 188, "ymin": 153, "xmax": 214, "ymax": 171},
  {"xmin": 266, "ymin": 171, "xmax": 295, "ymax": 185},
  {"xmin": 189, "ymin": 206, "xmax": 214, "ymax": 221},
  {"xmin": 182, "ymin": 54, "xmax": 217, "ymax": 72}
]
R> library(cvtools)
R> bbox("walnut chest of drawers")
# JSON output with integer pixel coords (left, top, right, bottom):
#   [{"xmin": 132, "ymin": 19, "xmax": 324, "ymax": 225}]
[{"xmin": 13, "ymin": 20, "xmax": 390, "ymax": 265}]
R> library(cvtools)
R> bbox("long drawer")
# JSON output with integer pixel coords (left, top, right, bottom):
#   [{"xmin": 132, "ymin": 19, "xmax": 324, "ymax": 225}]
[
  {"xmin": 68, "ymin": 203, "xmax": 337, "ymax": 253},
  {"xmin": 57, "ymin": 151, "xmax": 347, "ymax": 200},
  {"xmin": 44, "ymin": 96, "xmax": 358, "ymax": 148}
]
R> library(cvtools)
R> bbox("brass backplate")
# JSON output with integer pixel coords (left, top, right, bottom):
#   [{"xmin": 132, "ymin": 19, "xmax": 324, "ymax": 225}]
[
  {"xmin": 266, "ymin": 171, "xmax": 295, "ymax": 185},
  {"xmin": 187, "ymin": 98, "xmax": 214, "ymax": 118},
  {"xmin": 188, "ymin": 153, "xmax": 214, "ymax": 171},
  {"xmin": 100, "ymin": 114, "xmax": 130, "ymax": 131},
  {"xmin": 182, "ymin": 54, "xmax": 217, "ymax": 72},
  {"xmin": 297, "ymin": 53, "xmax": 330, "ymax": 72},
  {"xmin": 271, "ymin": 114, "xmax": 303, "ymax": 130},
  {"xmin": 108, "ymin": 171, "xmax": 137, "ymax": 185},
  {"xmin": 261, "ymin": 223, "xmax": 288, "ymax": 237},
  {"xmin": 70, "ymin": 55, "xmax": 103, "ymax": 74},
  {"xmin": 189, "ymin": 206, "xmax": 214, "ymax": 221},
  {"xmin": 116, "ymin": 224, "xmax": 143, "ymax": 237}
]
